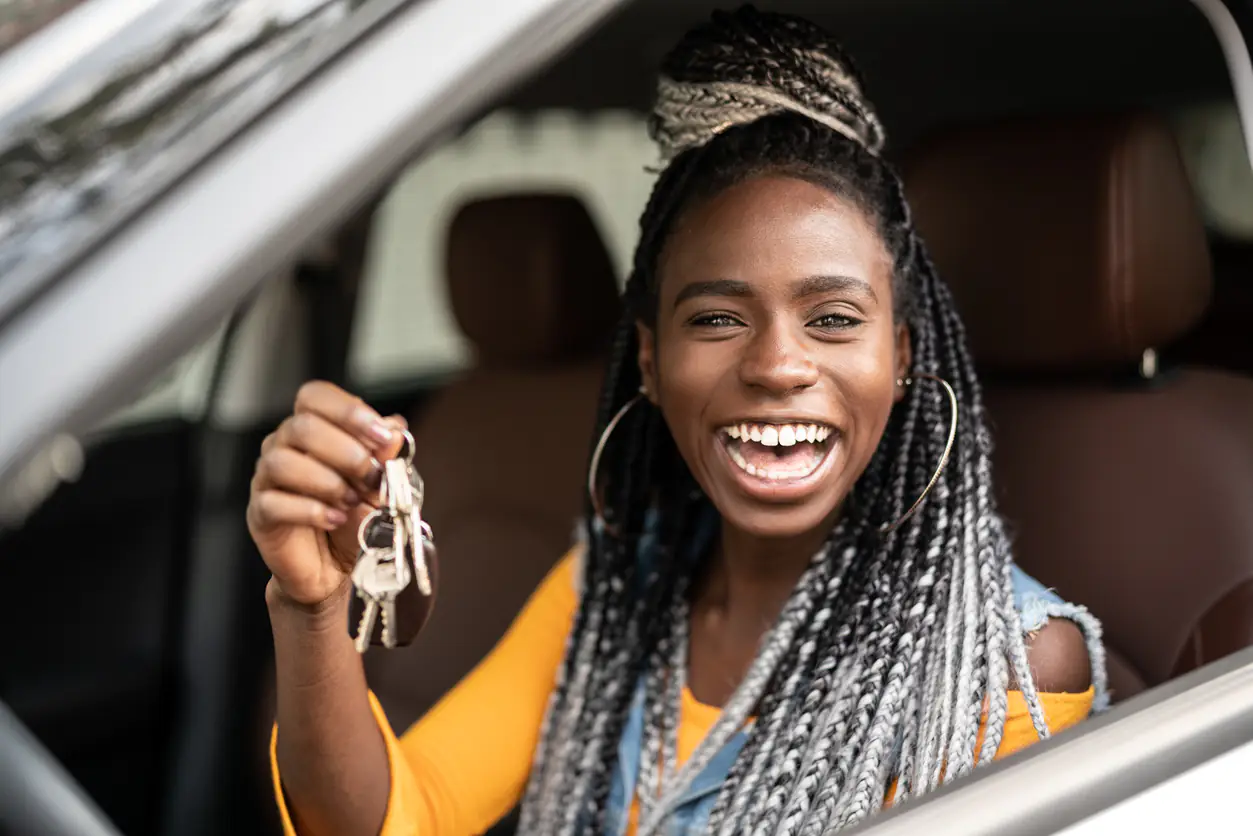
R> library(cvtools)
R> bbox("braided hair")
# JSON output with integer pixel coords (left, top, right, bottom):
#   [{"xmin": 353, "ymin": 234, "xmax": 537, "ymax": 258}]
[{"xmin": 518, "ymin": 7, "xmax": 1099, "ymax": 835}]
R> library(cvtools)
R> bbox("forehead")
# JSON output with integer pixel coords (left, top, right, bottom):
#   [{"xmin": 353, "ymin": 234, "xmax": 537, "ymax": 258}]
[{"xmin": 656, "ymin": 174, "xmax": 890, "ymax": 296}]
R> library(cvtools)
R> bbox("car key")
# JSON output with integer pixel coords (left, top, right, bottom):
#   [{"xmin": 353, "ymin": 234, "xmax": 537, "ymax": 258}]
[
  {"xmin": 355, "ymin": 541, "xmax": 407, "ymax": 649},
  {"xmin": 412, "ymin": 515, "xmax": 434, "ymax": 596},
  {"xmin": 350, "ymin": 547, "xmax": 385, "ymax": 653},
  {"xmin": 383, "ymin": 458, "xmax": 415, "ymax": 592},
  {"xmin": 386, "ymin": 433, "xmax": 432, "ymax": 596}
]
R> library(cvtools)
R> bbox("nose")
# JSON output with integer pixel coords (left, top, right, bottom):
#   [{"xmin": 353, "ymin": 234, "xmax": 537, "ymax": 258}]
[{"xmin": 738, "ymin": 321, "xmax": 819, "ymax": 395}]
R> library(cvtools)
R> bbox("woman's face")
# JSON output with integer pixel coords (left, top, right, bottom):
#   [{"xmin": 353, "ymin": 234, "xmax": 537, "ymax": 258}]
[{"xmin": 638, "ymin": 174, "xmax": 910, "ymax": 539}]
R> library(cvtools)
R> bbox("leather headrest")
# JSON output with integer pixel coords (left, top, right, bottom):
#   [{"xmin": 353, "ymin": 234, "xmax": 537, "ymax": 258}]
[
  {"xmin": 445, "ymin": 193, "xmax": 621, "ymax": 367},
  {"xmin": 903, "ymin": 112, "xmax": 1212, "ymax": 372}
]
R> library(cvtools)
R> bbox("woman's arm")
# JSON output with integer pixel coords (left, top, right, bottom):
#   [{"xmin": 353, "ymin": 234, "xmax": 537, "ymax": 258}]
[
  {"xmin": 247, "ymin": 380, "xmax": 420, "ymax": 836},
  {"xmin": 269, "ymin": 549, "xmax": 581, "ymax": 836},
  {"xmin": 269, "ymin": 580, "xmax": 391, "ymax": 836}
]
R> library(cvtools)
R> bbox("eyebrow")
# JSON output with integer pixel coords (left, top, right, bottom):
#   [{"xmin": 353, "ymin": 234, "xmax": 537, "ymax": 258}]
[
  {"xmin": 672, "ymin": 274, "xmax": 877, "ymax": 309},
  {"xmin": 672, "ymin": 279, "xmax": 753, "ymax": 308},
  {"xmin": 794, "ymin": 274, "xmax": 877, "ymax": 302}
]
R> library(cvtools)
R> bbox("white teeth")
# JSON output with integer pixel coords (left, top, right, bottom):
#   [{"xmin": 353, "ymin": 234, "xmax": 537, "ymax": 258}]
[
  {"xmin": 720, "ymin": 422, "xmax": 835, "ymax": 445},
  {"xmin": 721, "ymin": 424, "xmax": 832, "ymax": 482}
]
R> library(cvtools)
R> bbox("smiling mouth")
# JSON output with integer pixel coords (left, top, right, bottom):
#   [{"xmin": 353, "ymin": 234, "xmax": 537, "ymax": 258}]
[{"xmin": 717, "ymin": 422, "xmax": 836, "ymax": 482}]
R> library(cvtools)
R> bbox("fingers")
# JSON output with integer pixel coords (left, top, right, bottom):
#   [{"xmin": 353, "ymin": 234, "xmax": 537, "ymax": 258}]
[
  {"xmin": 293, "ymin": 381, "xmax": 400, "ymax": 454},
  {"xmin": 253, "ymin": 384, "xmax": 417, "ymax": 519},
  {"xmin": 274, "ymin": 412, "xmax": 383, "ymax": 496},
  {"xmin": 248, "ymin": 488, "xmax": 347, "ymax": 532},
  {"xmin": 256, "ymin": 447, "xmax": 361, "ymax": 510}
]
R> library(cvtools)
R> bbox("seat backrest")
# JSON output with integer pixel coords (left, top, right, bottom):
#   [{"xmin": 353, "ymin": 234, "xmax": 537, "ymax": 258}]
[
  {"xmin": 903, "ymin": 113, "xmax": 1253, "ymax": 702},
  {"xmin": 364, "ymin": 193, "xmax": 620, "ymax": 730}
]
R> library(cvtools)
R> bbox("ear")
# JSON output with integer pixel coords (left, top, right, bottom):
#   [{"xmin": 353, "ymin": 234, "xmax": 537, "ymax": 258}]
[
  {"xmin": 893, "ymin": 322, "xmax": 913, "ymax": 404},
  {"xmin": 635, "ymin": 320, "xmax": 659, "ymax": 404}
]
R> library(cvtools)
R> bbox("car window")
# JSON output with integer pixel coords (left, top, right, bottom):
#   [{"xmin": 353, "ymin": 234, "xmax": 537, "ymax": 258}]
[{"xmin": 349, "ymin": 109, "xmax": 656, "ymax": 388}]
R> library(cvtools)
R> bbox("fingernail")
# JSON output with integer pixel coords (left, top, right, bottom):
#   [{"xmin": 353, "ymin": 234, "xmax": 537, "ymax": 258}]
[
  {"xmin": 343, "ymin": 489, "xmax": 361, "ymax": 508},
  {"xmin": 353, "ymin": 407, "xmax": 393, "ymax": 447},
  {"xmin": 326, "ymin": 508, "xmax": 348, "ymax": 527}
]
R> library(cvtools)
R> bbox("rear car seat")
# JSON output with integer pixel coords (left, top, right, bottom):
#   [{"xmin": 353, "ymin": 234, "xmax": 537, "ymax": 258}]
[
  {"xmin": 903, "ymin": 112, "xmax": 1253, "ymax": 702},
  {"xmin": 364, "ymin": 193, "xmax": 621, "ymax": 730}
]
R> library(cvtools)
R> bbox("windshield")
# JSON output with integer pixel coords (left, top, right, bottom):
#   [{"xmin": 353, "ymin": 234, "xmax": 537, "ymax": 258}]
[{"xmin": 0, "ymin": 0, "xmax": 393, "ymax": 326}]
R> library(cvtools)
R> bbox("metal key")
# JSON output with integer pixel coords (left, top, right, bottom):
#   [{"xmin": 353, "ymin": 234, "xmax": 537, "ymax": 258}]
[
  {"xmin": 384, "ymin": 456, "xmax": 434, "ymax": 596},
  {"xmin": 351, "ymin": 545, "xmax": 408, "ymax": 650},
  {"xmin": 368, "ymin": 555, "xmax": 407, "ymax": 648},
  {"xmin": 351, "ymin": 548, "xmax": 385, "ymax": 653},
  {"xmin": 405, "ymin": 462, "xmax": 432, "ymax": 595},
  {"xmin": 412, "ymin": 516, "xmax": 434, "ymax": 595},
  {"xmin": 393, "ymin": 431, "xmax": 431, "ymax": 595},
  {"xmin": 383, "ymin": 459, "xmax": 415, "ymax": 592}
]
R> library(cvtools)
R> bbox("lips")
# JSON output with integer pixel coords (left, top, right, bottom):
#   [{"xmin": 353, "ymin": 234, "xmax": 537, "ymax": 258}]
[{"xmin": 712, "ymin": 420, "xmax": 840, "ymax": 501}]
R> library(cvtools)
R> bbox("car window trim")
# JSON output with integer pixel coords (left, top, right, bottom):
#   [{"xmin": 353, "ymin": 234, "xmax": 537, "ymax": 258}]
[
  {"xmin": 0, "ymin": 0, "xmax": 424, "ymax": 332},
  {"xmin": 0, "ymin": 0, "xmax": 631, "ymax": 493},
  {"xmin": 848, "ymin": 647, "xmax": 1253, "ymax": 836}
]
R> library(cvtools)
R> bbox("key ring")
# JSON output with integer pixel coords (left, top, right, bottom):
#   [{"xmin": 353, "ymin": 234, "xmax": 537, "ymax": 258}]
[
  {"xmin": 357, "ymin": 508, "xmax": 386, "ymax": 553},
  {"xmin": 397, "ymin": 429, "xmax": 416, "ymax": 465}
]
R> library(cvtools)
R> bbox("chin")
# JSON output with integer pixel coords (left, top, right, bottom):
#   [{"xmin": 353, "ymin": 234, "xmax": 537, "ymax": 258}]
[{"xmin": 715, "ymin": 496, "xmax": 844, "ymax": 541}]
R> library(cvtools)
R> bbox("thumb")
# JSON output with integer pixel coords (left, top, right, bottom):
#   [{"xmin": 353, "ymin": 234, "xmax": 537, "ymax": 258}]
[{"xmin": 372, "ymin": 414, "xmax": 410, "ymax": 464}]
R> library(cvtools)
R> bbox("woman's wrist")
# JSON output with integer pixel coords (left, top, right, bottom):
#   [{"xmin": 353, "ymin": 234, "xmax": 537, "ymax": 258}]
[{"xmin": 266, "ymin": 574, "xmax": 354, "ymax": 632}]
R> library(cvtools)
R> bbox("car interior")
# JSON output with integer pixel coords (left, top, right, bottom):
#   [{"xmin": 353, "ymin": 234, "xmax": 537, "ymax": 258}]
[{"xmin": 2, "ymin": 0, "xmax": 1252, "ymax": 834}]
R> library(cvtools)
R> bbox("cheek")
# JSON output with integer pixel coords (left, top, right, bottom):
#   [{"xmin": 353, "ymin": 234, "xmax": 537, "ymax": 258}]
[
  {"xmin": 838, "ymin": 334, "xmax": 902, "ymax": 436},
  {"xmin": 654, "ymin": 338, "xmax": 729, "ymax": 425}
]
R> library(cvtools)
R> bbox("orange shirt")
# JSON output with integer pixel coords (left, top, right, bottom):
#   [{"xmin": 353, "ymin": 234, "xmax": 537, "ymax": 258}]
[{"xmin": 271, "ymin": 549, "xmax": 1094, "ymax": 835}]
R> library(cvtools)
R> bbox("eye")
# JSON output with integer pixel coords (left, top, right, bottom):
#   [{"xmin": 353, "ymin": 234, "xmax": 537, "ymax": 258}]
[
  {"xmin": 688, "ymin": 312, "xmax": 745, "ymax": 329},
  {"xmin": 809, "ymin": 313, "xmax": 862, "ymax": 331}
]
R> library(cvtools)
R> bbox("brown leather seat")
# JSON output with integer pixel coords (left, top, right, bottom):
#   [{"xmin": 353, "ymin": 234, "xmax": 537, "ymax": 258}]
[
  {"xmin": 364, "ymin": 193, "xmax": 621, "ymax": 730},
  {"xmin": 903, "ymin": 112, "xmax": 1253, "ymax": 703}
]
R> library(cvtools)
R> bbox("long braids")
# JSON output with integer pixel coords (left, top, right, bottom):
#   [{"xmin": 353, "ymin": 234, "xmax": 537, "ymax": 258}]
[{"xmin": 519, "ymin": 6, "xmax": 1089, "ymax": 835}]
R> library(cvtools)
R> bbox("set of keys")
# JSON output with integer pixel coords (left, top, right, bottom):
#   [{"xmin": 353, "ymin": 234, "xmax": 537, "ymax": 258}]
[{"xmin": 350, "ymin": 430, "xmax": 435, "ymax": 653}]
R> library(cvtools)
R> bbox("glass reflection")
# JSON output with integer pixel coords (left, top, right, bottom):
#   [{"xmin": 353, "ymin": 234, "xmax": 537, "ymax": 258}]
[{"xmin": 0, "ymin": 0, "xmax": 377, "ymax": 315}]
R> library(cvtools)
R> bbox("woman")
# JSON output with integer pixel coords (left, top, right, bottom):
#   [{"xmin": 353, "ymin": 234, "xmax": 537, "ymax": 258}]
[{"xmin": 250, "ymin": 7, "xmax": 1108, "ymax": 836}]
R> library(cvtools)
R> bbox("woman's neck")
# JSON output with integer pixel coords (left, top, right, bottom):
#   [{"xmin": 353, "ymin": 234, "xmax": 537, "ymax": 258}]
[
  {"xmin": 683, "ymin": 513, "xmax": 838, "ymax": 707},
  {"xmin": 696, "ymin": 514, "xmax": 836, "ymax": 628}
]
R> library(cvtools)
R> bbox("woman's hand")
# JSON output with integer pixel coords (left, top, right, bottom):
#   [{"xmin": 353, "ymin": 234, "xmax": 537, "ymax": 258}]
[{"xmin": 248, "ymin": 380, "xmax": 408, "ymax": 608}]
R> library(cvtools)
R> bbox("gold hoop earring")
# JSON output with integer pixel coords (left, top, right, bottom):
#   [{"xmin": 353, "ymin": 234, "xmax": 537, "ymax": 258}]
[
  {"xmin": 588, "ymin": 386, "xmax": 648, "ymax": 529},
  {"xmin": 879, "ymin": 374, "xmax": 958, "ymax": 535}
]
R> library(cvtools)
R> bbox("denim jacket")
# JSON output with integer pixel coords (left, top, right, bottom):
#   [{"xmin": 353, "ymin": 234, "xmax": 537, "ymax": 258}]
[{"xmin": 594, "ymin": 512, "xmax": 1108, "ymax": 835}]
